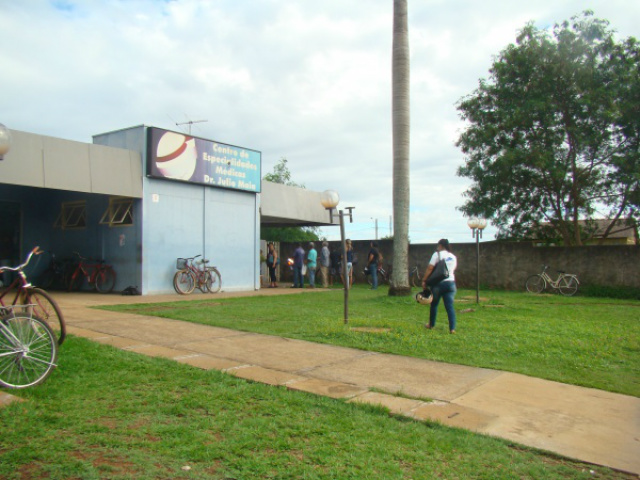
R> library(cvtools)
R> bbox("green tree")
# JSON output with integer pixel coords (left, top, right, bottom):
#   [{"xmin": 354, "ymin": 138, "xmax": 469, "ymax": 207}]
[
  {"xmin": 389, "ymin": 0, "xmax": 411, "ymax": 296},
  {"xmin": 261, "ymin": 157, "xmax": 320, "ymax": 242},
  {"xmin": 456, "ymin": 12, "xmax": 639, "ymax": 245}
]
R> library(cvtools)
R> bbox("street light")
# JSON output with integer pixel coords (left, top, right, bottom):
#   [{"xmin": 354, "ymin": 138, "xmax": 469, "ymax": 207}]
[
  {"xmin": 0, "ymin": 123, "xmax": 12, "ymax": 161},
  {"xmin": 467, "ymin": 216, "xmax": 488, "ymax": 304},
  {"xmin": 321, "ymin": 190, "xmax": 354, "ymax": 324}
]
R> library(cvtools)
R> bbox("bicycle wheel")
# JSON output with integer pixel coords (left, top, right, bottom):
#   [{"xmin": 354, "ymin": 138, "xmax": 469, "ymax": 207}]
[
  {"xmin": 95, "ymin": 267, "xmax": 116, "ymax": 293},
  {"xmin": 411, "ymin": 274, "xmax": 420, "ymax": 288},
  {"xmin": 0, "ymin": 314, "xmax": 58, "ymax": 389},
  {"xmin": 173, "ymin": 270, "xmax": 196, "ymax": 295},
  {"xmin": 558, "ymin": 275, "xmax": 579, "ymax": 296},
  {"xmin": 207, "ymin": 268, "xmax": 222, "ymax": 293},
  {"xmin": 23, "ymin": 288, "xmax": 66, "ymax": 346},
  {"xmin": 525, "ymin": 274, "xmax": 546, "ymax": 294},
  {"xmin": 66, "ymin": 270, "xmax": 84, "ymax": 292},
  {"xmin": 197, "ymin": 271, "xmax": 210, "ymax": 293}
]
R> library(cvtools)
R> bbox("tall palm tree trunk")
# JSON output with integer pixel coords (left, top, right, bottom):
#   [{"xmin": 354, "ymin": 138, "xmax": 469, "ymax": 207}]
[{"xmin": 389, "ymin": 0, "xmax": 411, "ymax": 296}]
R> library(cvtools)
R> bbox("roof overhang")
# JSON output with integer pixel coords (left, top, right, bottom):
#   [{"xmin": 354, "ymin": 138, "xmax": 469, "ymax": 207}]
[{"xmin": 260, "ymin": 181, "xmax": 340, "ymax": 227}]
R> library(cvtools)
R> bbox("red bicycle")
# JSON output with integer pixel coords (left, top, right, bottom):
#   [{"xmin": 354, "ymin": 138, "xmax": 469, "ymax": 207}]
[
  {"xmin": 173, "ymin": 255, "xmax": 222, "ymax": 294},
  {"xmin": 0, "ymin": 247, "xmax": 66, "ymax": 345},
  {"xmin": 66, "ymin": 252, "xmax": 117, "ymax": 293}
]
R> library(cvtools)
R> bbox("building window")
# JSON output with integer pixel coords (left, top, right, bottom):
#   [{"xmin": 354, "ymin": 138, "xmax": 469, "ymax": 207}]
[
  {"xmin": 54, "ymin": 201, "xmax": 87, "ymax": 230},
  {"xmin": 100, "ymin": 197, "xmax": 134, "ymax": 227}
]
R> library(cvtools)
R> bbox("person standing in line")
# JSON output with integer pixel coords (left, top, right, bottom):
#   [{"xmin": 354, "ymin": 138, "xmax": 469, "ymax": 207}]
[
  {"xmin": 266, "ymin": 242, "xmax": 278, "ymax": 288},
  {"xmin": 319, "ymin": 241, "xmax": 331, "ymax": 288},
  {"xmin": 367, "ymin": 241, "xmax": 380, "ymax": 290},
  {"xmin": 292, "ymin": 243, "xmax": 305, "ymax": 288},
  {"xmin": 422, "ymin": 239, "xmax": 458, "ymax": 334},
  {"xmin": 307, "ymin": 242, "xmax": 318, "ymax": 288},
  {"xmin": 329, "ymin": 247, "xmax": 341, "ymax": 286},
  {"xmin": 340, "ymin": 239, "xmax": 355, "ymax": 288}
]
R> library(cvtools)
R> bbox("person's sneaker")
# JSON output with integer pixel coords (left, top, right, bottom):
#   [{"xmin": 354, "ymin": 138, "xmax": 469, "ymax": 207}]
[
  {"xmin": 424, "ymin": 324, "xmax": 433, "ymax": 330},
  {"xmin": 450, "ymin": 330, "xmax": 456, "ymax": 334}
]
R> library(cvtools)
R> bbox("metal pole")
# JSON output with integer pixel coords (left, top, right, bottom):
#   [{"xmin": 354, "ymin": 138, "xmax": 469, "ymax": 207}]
[
  {"xmin": 339, "ymin": 210, "xmax": 349, "ymax": 323},
  {"xmin": 476, "ymin": 230, "xmax": 480, "ymax": 304}
]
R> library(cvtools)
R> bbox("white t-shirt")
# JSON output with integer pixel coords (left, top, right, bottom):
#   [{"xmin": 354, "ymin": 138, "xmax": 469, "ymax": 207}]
[{"xmin": 429, "ymin": 250, "xmax": 457, "ymax": 282}]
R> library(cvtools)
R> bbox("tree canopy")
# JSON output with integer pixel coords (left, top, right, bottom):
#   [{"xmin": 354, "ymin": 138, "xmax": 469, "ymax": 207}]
[{"xmin": 456, "ymin": 12, "xmax": 639, "ymax": 245}]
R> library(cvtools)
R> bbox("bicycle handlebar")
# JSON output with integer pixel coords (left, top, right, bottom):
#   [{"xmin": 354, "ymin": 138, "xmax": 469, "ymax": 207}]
[{"xmin": 0, "ymin": 246, "xmax": 43, "ymax": 273}]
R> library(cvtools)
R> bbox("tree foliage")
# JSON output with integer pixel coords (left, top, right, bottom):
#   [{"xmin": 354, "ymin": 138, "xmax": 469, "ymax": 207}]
[
  {"xmin": 261, "ymin": 157, "xmax": 320, "ymax": 242},
  {"xmin": 456, "ymin": 12, "xmax": 639, "ymax": 245}
]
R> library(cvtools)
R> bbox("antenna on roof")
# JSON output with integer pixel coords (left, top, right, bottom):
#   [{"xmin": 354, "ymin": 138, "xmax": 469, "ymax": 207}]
[{"xmin": 176, "ymin": 119, "xmax": 208, "ymax": 135}]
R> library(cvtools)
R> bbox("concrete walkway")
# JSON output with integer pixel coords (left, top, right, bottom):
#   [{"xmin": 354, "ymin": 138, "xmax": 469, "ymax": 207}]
[{"xmin": 2, "ymin": 289, "xmax": 639, "ymax": 475}]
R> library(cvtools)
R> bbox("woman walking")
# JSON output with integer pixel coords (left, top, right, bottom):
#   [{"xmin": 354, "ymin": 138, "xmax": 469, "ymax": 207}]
[
  {"xmin": 422, "ymin": 239, "xmax": 458, "ymax": 333},
  {"xmin": 267, "ymin": 242, "xmax": 278, "ymax": 288}
]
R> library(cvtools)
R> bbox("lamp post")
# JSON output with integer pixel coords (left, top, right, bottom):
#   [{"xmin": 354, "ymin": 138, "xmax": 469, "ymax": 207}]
[
  {"xmin": 321, "ymin": 190, "xmax": 354, "ymax": 324},
  {"xmin": 467, "ymin": 216, "xmax": 487, "ymax": 304},
  {"xmin": 0, "ymin": 123, "xmax": 11, "ymax": 161}
]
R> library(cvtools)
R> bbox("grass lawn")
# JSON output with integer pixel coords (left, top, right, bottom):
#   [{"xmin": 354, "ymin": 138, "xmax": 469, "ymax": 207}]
[
  {"xmin": 103, "ymin": 286, "xmax": 640, "ymax": 397},
  {"xmin": 1, "ymin": 337, "xmax": 634, "ymax": 479}
]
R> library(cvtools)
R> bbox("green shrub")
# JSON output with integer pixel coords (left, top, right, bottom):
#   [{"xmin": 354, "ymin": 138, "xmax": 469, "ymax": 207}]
[{"xmin": 579, "ymin": 284, "xmax": 640, "ymax": 300}]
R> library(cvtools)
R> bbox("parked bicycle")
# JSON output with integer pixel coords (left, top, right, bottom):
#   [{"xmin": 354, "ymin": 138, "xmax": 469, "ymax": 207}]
[
  {"xmin": 409, "ymin": 265, "xmax": 423, "ymax": 287},
  {"xmin": 173, "ymin": 255, "xmax": 222, "ymax": 295},
  {"xmin": 0, "ymin": 247, "xmax": 66, "ymax": 345},
  {"xmin": 37, "ymin": 251, "xmax": 75, "ymax": 290},
  {"xmin": 364, "ymin": 263, "xmax": 390, "ymax": 286},
  {"xmin": 66, "ymin": 252, "xmax": 117, "ymax": 293},
  {"xmin": 0, "ymin": 305, "xmax": 58, "ymax": 389},
  {"xmin": 526, "ymin": 265, "xmax": 579, "ymax": 296}
]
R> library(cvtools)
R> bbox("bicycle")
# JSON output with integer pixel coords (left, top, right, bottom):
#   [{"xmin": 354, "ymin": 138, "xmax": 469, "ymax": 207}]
[
  {"xmin": 173, "ymin": 255, "xmax": 222, "ymax": 295},
  {"xmin": 37, "ymin": 252, "xmax": 75, "ymax": 290},
  {"xmin": 364, "ymin": 263, "xmax": 390, "ymax": 286},
  {"xmin": 525, "ymin": 265, "xmax": 579, "ymax": 296},
  {"xmin": 66, "ymin": 252, "xmax": 117, "ymax": 293},
  {"xmin": 0, "ymin": 305, "xmax": 58, "ymax": 389},
  {"xmin": 0, "ymin": 248, "xmax": 66, "ymax": 345},
  {"xmin": 409, "ymin": 265, "xmax": 423, "ymax": 287}
]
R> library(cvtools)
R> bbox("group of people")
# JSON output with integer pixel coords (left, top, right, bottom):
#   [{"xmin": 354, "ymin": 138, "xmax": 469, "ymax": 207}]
[
  {"xmin": 265, "ymin": 238, "xmax": 459, "ymax": 333},
  {"xmin": 291, "ymin": 241, "xmax": 347, "ymax": 289}
]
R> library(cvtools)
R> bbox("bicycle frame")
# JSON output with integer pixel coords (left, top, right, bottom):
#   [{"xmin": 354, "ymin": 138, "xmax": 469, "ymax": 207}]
[
  {"xmin": 539, "ymin": 266, "xmax": 578, "ymax": 290},
  {"xmin": 0, "ymin": 248, "xmax": 40, "ymax": 309},
  {"xmin": 186, "ymin": 258, "xmax": 212, "ymax": 286},
  {"xmin": 71, "ymin": 257, "xmax": 102, "ymax": 285}
]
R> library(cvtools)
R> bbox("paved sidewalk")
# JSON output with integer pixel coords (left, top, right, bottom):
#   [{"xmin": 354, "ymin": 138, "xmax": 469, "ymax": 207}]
[{"xmin": 2, "ymin": 289, "xmax": 639, "ymax": 475}]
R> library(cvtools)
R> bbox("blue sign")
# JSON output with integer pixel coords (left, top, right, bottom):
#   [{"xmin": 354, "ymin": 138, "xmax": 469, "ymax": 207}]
[{"xmin": 147, "ymin": 127, "xmax": 261, "ymax": 193}]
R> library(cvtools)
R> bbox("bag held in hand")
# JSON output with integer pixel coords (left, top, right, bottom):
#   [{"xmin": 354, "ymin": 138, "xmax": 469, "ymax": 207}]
[{"xmin": 426, "ymin": 252, "xmax": 449, "ymax": 287}]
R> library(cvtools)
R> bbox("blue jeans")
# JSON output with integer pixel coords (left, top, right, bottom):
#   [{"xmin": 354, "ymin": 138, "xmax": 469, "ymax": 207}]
[
  {"xmin": 293, "ymin": 266, "xmax": 304, "ymax": 287},
  {"xmin": 308, "ymin": 267, "xmax": 316, "ymax": 287},
  {"xmin": 429, "ymin": 281, "xmax": 457, "ymax": 330},
  {"xmin": 369, "ymin": 262, "xmax": 378, "ymax": 289}
]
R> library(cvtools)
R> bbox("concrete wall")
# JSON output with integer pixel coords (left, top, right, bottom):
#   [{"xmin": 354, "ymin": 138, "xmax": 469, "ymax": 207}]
[
  {"xmin": 0, "ymin": 184, "xmax": 141, "ymax": 291},
  {"xmin": 141, "ymin": 177, "xmax": 260, "ymax": 294},
  {"xmin": 1, "ymin": 129, "xmax": 142, "ymax": 197},
  {"xmin": 278, "ymin": 240, "xmax": 640, "ymax": 289}
]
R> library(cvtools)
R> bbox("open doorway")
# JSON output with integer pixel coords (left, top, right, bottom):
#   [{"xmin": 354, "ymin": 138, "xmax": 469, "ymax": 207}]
[{"xmin": 0, "ymin": 201, "xmax": 21, "ymax": 285}]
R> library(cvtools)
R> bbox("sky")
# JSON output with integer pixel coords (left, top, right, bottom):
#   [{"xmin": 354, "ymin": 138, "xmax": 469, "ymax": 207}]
[{"xmin": 1, "ymin": 0, "xmax": 639, "ymax": 243}]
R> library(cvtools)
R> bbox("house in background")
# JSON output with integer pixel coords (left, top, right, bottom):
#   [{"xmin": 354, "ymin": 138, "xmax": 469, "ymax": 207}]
[{"xmin": 531, "ymin": 219, "xmax": 638, "ymax": 246}]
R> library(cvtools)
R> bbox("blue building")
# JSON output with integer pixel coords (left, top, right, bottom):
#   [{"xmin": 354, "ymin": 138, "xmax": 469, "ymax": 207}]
[{"xmin": 0, "ymin": 125, "xmax": 335, "ymax": 294}]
